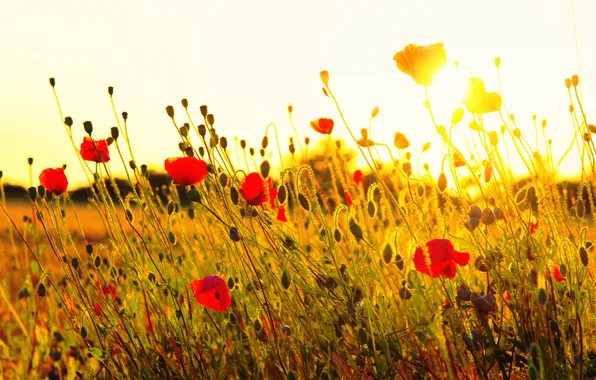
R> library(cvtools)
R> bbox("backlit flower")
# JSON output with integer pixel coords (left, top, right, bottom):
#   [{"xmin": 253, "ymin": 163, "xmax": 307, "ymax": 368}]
[
  {"xmin": 394, "ymin": 132, "xmax": 410, "ymax": 149},
  {"xmin": 413, "ymin": 239, "xmax": 470, "ymax": 279},
  {"xmin": 276, "ymin": 205, "xmax": 288, "ymax": 222},
  {"xmin": 353, "ymin": 170, "xmax": 363, "ymax": 185},
  {"xmin": 239, "ymin": 172, "xmax": 276, "ymax": 207},
  {"xmin": 345, "ymin": 191, "xmax": 353, "ymax": 206},
  {"xmin": 546, "ymin": 266, "xmax": 566, "ymax": 282},
  {"xmin": 164, "ymin": 157, "xmax": 208, "ymax": 186},
  {"xmin": 101, "ymin": 284, "xmax": 116, "ymax": 300},
  {"xmin": 190, "ymin": 275, "xmax": 232, "ymax": 313},
  {"xmin": 80, "ymin": 137, "xmax": 110, "ymax": 163},
  {"xmin": 463, "ymin": 78, "xmax": 502, "ymax": 114},
  {"xmin": 393, "ymin": 43, "xmax": 447, "ymax": 86},
  {"xmin": 39, "ymin": 168, "xmax": 68, "ymax": 195},
  {"xmin": 310, "ymin": 118, "xmax": 334, "ymax": 135}
]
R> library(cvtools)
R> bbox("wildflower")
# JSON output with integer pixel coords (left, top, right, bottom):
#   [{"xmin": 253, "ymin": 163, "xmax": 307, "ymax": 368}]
[
  {"xmin": 529, "ymin": 217, "xmax": 539, "ymax": 235},
  {"xmin": 276, "ymin": 205, "xmax": 288, "ymax": 222},
  {"xmin": 39, "ymin": 168, "xmax": 68, "ymax": 195},
  {"xmin": 93, "ymin": 303, "xmax": 102, "ymax": 317},
  {"xmin": 357, "ymin": 128, "xmax": 375, "ymax": 147},
  {"xmin": 463, "ymin": 78, "xmax": 502, "ymax": 114},
  {"xmin": 164, "ymin": 157, "xmax": 208, "ymax": 186},
  {"xmin": 470, "ymin": 292, "xmax": 497, "ymax": 314},
  {"xmin": 239, "ymin": 172, "xmax": 276, "ymax": 207},
  {"xmin": 413, "ymin": 239, "xmax": 470, "ymax": 279},
  {"xmin": 310, "ymin": 118, "xmax": 334, "ymax": 134},
  {"xmin": 80, "ymin": 137, "xmax": 110, "ymax": 163},
  {"xmin": 190, "ymin": 275, "xmax": 232, "ymax": 313},
  {"xmin": 546, "ymin": 266, "xmax": 566, "ymax": 282},
  {"xmin": 393, "ymin": 42, "xmax": 447, "ymax": 86},
  {"xmin": 394, "ymin": 132, "xmax": 410, "ymax": 149},
  {"xmin": 101, "ymin": 284, "xmax": 116, "ymax": 300},
  {"xmin": 353, "ymin": 170, "xmax": 364, "ymax": 185}
]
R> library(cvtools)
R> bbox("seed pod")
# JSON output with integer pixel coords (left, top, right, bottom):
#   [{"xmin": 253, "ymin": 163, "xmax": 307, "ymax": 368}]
[
  {"xmin": 395, "ymin": 254, "xmax": 404, "ymax": 270},
  {"xmin": 481, "ymin": 208, "xmax": 496, "ymax": 225},
  {"xmin": 298, "ymin": 193, "xmax": 310, "ymax": 211},
  {"xmin": 382, "ymin": 244, "xmax": 393, "ymax": 264},
  {"xmin": 277, "ymin": 185, "xmax": 287, "ymax": 204},
  {"xmin": 261, "ymin": 136, "xmax": 269, "ymax": 149},
  {"xmin": 86, "ymin": 244, "xmax": 93, "ymax": 254},
  {"xmin": 227, "ymin": 277, "xmax": 235, "ymax": 289},
  {"xmin": 94, "ymin": 256, "xmax": 101, "ymax": 268},
  {"xmin": 28, "ymin": 187, "xmax": 37, "ymax": 201},
  {"xmin": 207, "ymin": 114, "xmax": 215, "ymax": 126},
  {"xmin": 475, "ymin": 256, "xmax": 489, "ymax": 272},
  {"xmin": 493, "ymin": 207, "xmax": 505, "ymax": 220},
  {"xmin": 80, "ymin": 326, "xmax": 88, "ymax": 339},
  {"xmin": 469, "ymin": 206, "xmax": 482, "ymax": 219},
  {"xmin": 457, "ymin": 285, "xmax": 472, "ymax": 301},
  {"xmin": 219, "ymin": 173, "xmax": 228, "ymax": 187},
  {"xmin": 367, "ymin": 201, "xmax": 376, "ymax": 218},
  {"xmin": 167, "ymin": 201, "xmax": 176, "ymax": 215},
  {"xmin": 576, "ymin": 199, "xmax": 585, "ymax": 219},
  {"xmin": 125, "ymin": 209, "xmax": 133, "ymax": 222},
  {"xmin": 230, "ymin": 187, "xmax": 239, "ymax": 205},
  {"xmin": 398, "ymin": 286, "xmax": 411, "ymax": 300},
  {"xmin": 260, "ymin": 160, "xmax": 271, "ymax": 178},
  {"xmin": 281, "ymin": 269, "xmax": 291, "ymax": 289},
  {"xmin": 402, "ymin": 162, "xmax": 412, "ymax": 177},
  {"xmin": 200, "ymin": 105, "xmax": 208, "ymax": 117},
  {"xmin": 580, "ymin": 246, "xmax": 589, "ymax": 267},
  {"xmin": 437, "ymin": 173, "xmax": 447, "ymax": 192}
]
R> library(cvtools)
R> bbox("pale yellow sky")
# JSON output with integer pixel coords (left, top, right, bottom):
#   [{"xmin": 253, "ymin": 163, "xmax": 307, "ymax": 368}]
[{"xmin": 1, "ymin": 1, "xmax": 594, "ymax": 188}]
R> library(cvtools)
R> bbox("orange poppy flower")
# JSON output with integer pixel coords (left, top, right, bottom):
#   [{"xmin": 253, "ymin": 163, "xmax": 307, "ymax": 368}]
[
  {"xmin": 276, "ymin": 205, "xmax": 288, "ymax": 222},
  {"xmin": 546, "ymin": 266, "xmax": 565, "ymax": 282},
  {"xmin": 393, "ymin": 43, "xmax": 447, "ymax": 86},
  {"xmin": 190, "ymin": 275, "xmax": 232, "ymax": 313},
  {"xmin": 239, "ymin": 172, "xmax": 276, "ymax": 207},
  {"xmin": 463, "ymin": 78, "xmax": 502, "ymax": 114},
  {"xmin": 413, "ymin": 239, "xmax": 470, "ymax": 279},
  {"xmin": 80, "ymin": 137, "xmax": 110, "ymax": 163},
  {"xmin": 310, "ymin": 118, "xmax": 334, "ymax": 135},
  {"xmin": 353, "ymin": 170, "xmax": 363, "ymax": 185},
  {"xmin": 39, "ymin": 168, "xmax": 68, "ymax": 195},
  {"xmin": 164, "ymin": 157, "xmax": 208, "ymax": 186}
]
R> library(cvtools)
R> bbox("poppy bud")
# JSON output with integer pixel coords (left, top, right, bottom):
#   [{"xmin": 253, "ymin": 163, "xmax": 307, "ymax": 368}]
[
  {"xmin": 537, "ymin": 288, "xmax": 548, "ymax": 305},
  {"xmin": 320, "ymin": 70, "xmax": 329, "ymax": 85},
  {"xmin": 129, "ymin": 160, "xmax": 137, "ymax": 170},
  {"xmin": 37, "ymin": 185, "xmax": 46, "ymax": 199},
  {"xmin": 108, "ymin": 86, "xmax": 114, "ymax": 96},
  {"xmin": 488, "ymin": 131, "xmax": 498, "ymax": 146},
  {"xmin": 259, "ymin": 148, "xmax": 265, "ymax": 157},
  {"xmin": 382, "ymin": 244, "xmax": 393, "ymax": 264},
  {"xmin": 580, "ymin": 246, "xmax": 589, "ymax": 267},
  {"xmin": 140, "ymin": 164, "xmax": 148, "ymax": 177},
  {"xmin": 469, "ymin": 205, "xmax": 482, "ymax": 219},
  {"xmin": 167, "ymin": 201, "xmax": 176, "ymax": 215},
  {"xmin": 83, "ymin": 121, "xmax": 93, "ymax": 135},
  {"xmin": 111, "ymin": 127, "xmax": 119, "ymax": 140},
  {"xmin": 64, "ymin": 117, "xmax": 73, "ymax": 127},
  {"xmin": 367, "ymin": 201, "xmax": 376, "ymax": 218},
  {"xmin": 493, "ymin": 207, "xmax": 505, "ymax": 220},
  {"xmin": 249, "ymin": 147, "xmax": 255, "ymax": 156},
  {"xmin": 198, "ymin": 147, "xmax": 205, "ymax": 157},
  {"xmin": 179, "ymin": 125, "xmax": 188, "ymax": 137},
  {"xmin": 481, "ymin": 208, "xmax": 495, "ymax": 225},
  {"xmin": 438, "ymin": 173, "xmax": 447, "ymax": 192},
  {"xmin": 200, "ymin": 105, "xmax": 208, "ymax": 117},
  {"xmin": 281, "ymin": 269, "xmax": 291, "ymax": 289},
  {"xmin": 583, "ymin": 133, "xmax": 591, "ymax": 142},
  {"xmin": 287, "ymin": 105, "xmax": 293, "ymax": 113},
  {"xmin": 206, "ymin": 164, "xmax": 215, "ymax": 174},
  {"xmin": 475, "ymin": 256, "xmax": 488, "ymax": 272},
  {"xmin": 494, "ymin": 57, "xmax": 501, "ymax": 68},
  {"xmin": 37, "ymin": 283, "xmax": 47, "ymax": 297},
  {"xmin": 229, "ymin": 227, "xmax": 240, "ymax": 241},
  {"xmin": 402, "ymin": 162, "xmax": 412, "ymax": 177},
  {"xmin": 187, "ymin": 189, "xmax": 201, "ymax": 203},
  {"xmin": 289, "ymin": 144, "xmax": 295, "ymax": 154},
  {"xmin": 528, "ymin": 269, "xmax": 538, "ymax": 285},
  {"xmin": 220, "ymin": 137, "xmax": 228, "ymax": 149},
  {"xmin": 457, "ymin": 285, "xmax": 472, "ymax": 301},
  {"xmin": 166, "ymin": 106, "xmax": 175, "ymax": 118},
  {"xmin": 187, "ymin": 208, "xmax": 195, "ymax": 220},
  {"xmin": 106, "ymin": 137, "xmax": 114, "ymax": 146},
  {"xmin": 49, "ymin": 77, "xmax": 56, "ymax": 87},
  {"xmin": 576, "ymin": 199, "xmax": 585, "ymax": 219},
  {"xmin": 572, "ymin": 75, "xmax": 579, "ymax": 87},
  {"xmin": 298, "ymin": 193, "xmax": 310, "ymax": 211},
  {"xmin": 512, "ymin": 128, "xmax": 521, "ymax": 138},
  {"xmin": 260, "ymin": 161, "xmax": 270, "ymax": 178},
  {"xmin": 207, "ymin": 114, "xmax": 215, "ymax": 126},
  {"xmin": 468, "ymin": 216, "xmax": 480, "ymax": 231},
  {"xmin": 349, "ymin": 223, "xmax": 363, "ymax": 240},
  {"xmin": 218, "ymin": 173, "xmax": 228, "ymax": 187},
  {"xmin": 181, "ymin": 98, "xmax": 188, "ymax": 108},
  {"xmin": 94, "ymin": 255, "xmax": 101, "ymax": 268},
  {"xmin": 28, "ymin": 187, "xmax": 37, "ymax": 200},
  {"xmin": 398, "ymin": 286, "xmax": 411, "ymax": 300}
]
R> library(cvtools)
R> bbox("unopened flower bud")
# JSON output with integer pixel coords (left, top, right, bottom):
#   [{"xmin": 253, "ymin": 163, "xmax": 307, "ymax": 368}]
[
  {"xmin": 64, "ymin": 117, "xmax": 73, "ymax": 127},
  {"xmin": 200, "ymin": 105, "xmax": 208, "ymax": 117},
  {"xmin": 108, "ymin": 86, "xmax": 114, "ymax": 96},
  {"xmin": 27, "ymin": 157, "xmax": 33, "ymax": 166},
  {"xmin": 572, "ymin": 75, "xmax": 579, "ymax": 87},
  {"xmin": 320, "ymin": 70, "xmax": 329, "ymax": 85},
  {"xmin": 83, "ymin": 121, "xmax": 93, "ymax": 135},
  {"xmin": 165, "ymin": 105, "xmax": 175, "ymax": 118},
  {"xmin": 220, "ymin": 136, "xmax": 228, "ymax": 149},
  {"xmin": 565, "ymin": 78, "xmax": 571, "ymax": 89},
  {"xmin": 287, "ymin": 105, "xmax": 293, "ymax": 113},
  {"xmin": 181, "ymin": 98, "xmax": 188, "ymax": 108},
  {"xmin": 207, "ymin": 114, "xmax": 215, "ymax": 126},
  {"xmin": 198, "ymin": 124, "xmax": 206, "ymax": 137},
  {"xmin": 122, "ymin": 111, "xmax": 128, "ymax": 121}
]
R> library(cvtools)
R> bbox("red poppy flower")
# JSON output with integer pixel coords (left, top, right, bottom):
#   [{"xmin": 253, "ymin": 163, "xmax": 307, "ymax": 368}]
[
  {"xmin": 239, "ymin": 172, "xmax": 276, "ymax": 207},
  {"xmin": 310, "ymin": 118, "xmax": 334, "ymax": 135},
  {"xmin": 93, "ymin": 303, "xmax": 102, "ymax": 317},
  {"xmin": 39, "ymin": 168, "xmax": 68, "ymax": 195},
  {"xmin": 190, "ymin": 275, "xmax": 232, "ymax": 313},
  {"xmin": 80, "ymin": 137, "xmax": 110, "ymax": 163},
  {"xmin": 393, "ymin": 43, "xmax": 447, "ymax": 86},
  {"xmin": 546, "ymin": 266, "xmax": 565, "ymax": 282},
  {"xmin": 164, "ymin": 157, "xmax": 208, "ymax": 186},
  {"xmin": 353, "ymin": 170, "xmax": 363, "ymax": 185},
  {"xmin": 277, "ymin": 205, "xmax": 288, "ymax": 222},
  {"xmin": 413, "ymin": 239, "xmax": 470, "ymax": 279},
  {"xmin": 345, "ymin": 191, "xmax": 353, "ymax": 206},
  {"xmin": 101, "ymin": 284, "xmax": 116, "ymax": 300}
]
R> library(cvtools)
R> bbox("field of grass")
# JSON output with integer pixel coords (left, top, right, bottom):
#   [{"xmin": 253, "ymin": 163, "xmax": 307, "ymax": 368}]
[{"xmin": 2, "ymin": 43, "xmax": 596, "ymax": 379}]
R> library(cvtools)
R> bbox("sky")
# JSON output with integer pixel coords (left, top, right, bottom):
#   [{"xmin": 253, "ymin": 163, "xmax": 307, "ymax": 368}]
[{"xmin": 1, "ymin": 0, "xmax": 594, "ymax": 189}]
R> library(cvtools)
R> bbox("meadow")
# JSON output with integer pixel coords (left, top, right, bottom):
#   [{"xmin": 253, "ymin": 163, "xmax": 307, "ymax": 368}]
[{"xmin": 1, "ymin": 42, "xmax": 596, "ymax": 379}]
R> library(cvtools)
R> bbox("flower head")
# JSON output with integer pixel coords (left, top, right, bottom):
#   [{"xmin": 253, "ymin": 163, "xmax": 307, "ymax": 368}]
[
  {"xmin": 277, "ymin": 205, "xmax": 288, "ymax": 222},
  {"xmin": 353, "ymin": 170, "xmax": 364, "ymax": 185},
  {"xmin": 310, "ymin": 118, "xmax": 334, "ymax": 135},
  {"xmin": 239, "ymin": 172, "xmax": 276, "ymax": 207},
  {"xmin": 393, "ymin": 43, "xmax": 447, "ymax": 86},
  {"xmin": 413, "ymin": 239, "xmax": 470, "ymax": 279},
  {"xmin": 101, "ymin": 284, "xmax": 116, "ymax": 300},
  {"xmin": 39, "ymin": 168, "xmax": 68, "ymax": 195},
  {"xmin": 164, "ymin": 157, "xmax": 208, "ymax": 186},
  {"xmin": 190, "ymin": 275, "xmax": 232, "ymax": 313},
  {"xmin": 546, "ymin": 266, "xmax": 565, "ymax": 282},
  {"xmin": 463, "ymin": 78, "xmax": 502, "ymax": 114},
  {"xmin": 80, "ymin": 137, "xmax": 110, "ymax": 163}
]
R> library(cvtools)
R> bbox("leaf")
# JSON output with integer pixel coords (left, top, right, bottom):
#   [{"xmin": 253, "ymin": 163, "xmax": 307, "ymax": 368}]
[{"xmin": 88, "ymin": 347, "xmax": 103, "ymax": 360}]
